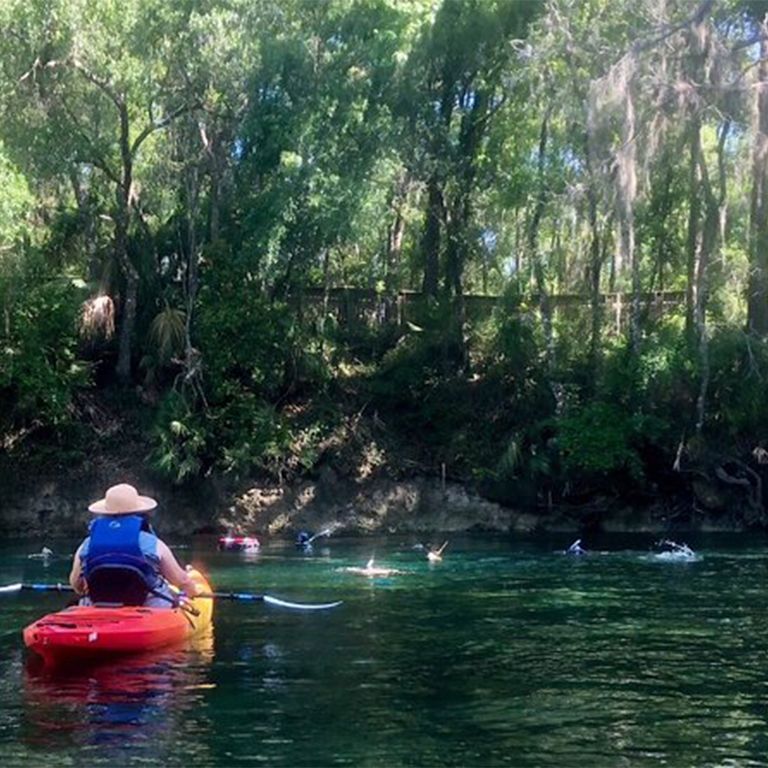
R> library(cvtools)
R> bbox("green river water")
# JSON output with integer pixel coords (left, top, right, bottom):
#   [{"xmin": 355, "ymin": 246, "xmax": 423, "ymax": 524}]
[{"xmin": 1, "ymin": 533, "xmax": 768, "ymax": 767}]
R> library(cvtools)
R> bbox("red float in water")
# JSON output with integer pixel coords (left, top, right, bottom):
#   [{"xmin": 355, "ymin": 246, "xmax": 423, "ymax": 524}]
[{"xmin": 218, "ymin": 535, "xmax": 260, "ymax": 552}]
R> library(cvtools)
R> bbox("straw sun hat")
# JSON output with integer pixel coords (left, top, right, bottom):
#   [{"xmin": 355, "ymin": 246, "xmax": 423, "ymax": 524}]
[{"xmin": 88, "ymin": 483, "xmax": 157, "ymax": 515}]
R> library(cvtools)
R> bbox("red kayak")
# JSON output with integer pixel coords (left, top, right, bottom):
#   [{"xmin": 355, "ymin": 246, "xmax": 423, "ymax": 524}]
[{"xmin": 23, "ymin": 568, "xmax": 214, "ymax": 667}]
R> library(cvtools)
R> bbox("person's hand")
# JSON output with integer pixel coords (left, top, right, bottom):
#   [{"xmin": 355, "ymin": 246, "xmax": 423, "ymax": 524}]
[
  {"xmin": 73, "ymin": 576, "xmax": 88, "ymax": 596},
  {"xmin": 183, "ymin": 573, "xmax": 202, "ymax": 596}
]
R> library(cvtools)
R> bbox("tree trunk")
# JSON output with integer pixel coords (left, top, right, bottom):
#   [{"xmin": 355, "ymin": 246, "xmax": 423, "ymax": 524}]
[
  {"xmin": 685, "ymin": 120, "xmax": 702, "ymax": 346},
  {"xmin": 694, "ymin": 121, "xmax": 729, "ymax": 434},
  {"xmin": 513, "ymin": 209, "xmax": 521, "ymax": 285},
  {"xmin": 386, "ymin": 208, "xmax": 405, "ymax": 290},
  {"xmin": 70, "ymin": 168, "xmax": 99, "ymax": 284},
  {"xmin": 421, "ymin": 176, "xmax": 443, "ymax": 299},
  {"xmin": 114, "ymin": 217, "xmax": 138, "ymax": 383},
  {"xmin": 320, "ymin": 247, "xmax": 331, "ymax": 346},
  {"xmin": 586, "ymin": 170, "xmax": 604, "ymax": 375},
  {"xmin": 199, "ymin": 119, "xmax": 226, "ymax": 243},
  {"xmin": 748, "ymin": 27, "xmax": 768, "ymax": 336},
  {"xmin": 114, "ymin": 102, "xmax": 136, "ymax": 385},
  {"xmin": 528, "ymin": 113, "xmax": 554, "ymax": 374},
  {"xmin": 184, "ymin": 159, "xmax": 200, "ymax": 377},
  {"xmin": 694, "ymin": 188, "xmax": 717, "ymax": 436},
  {"xmin": 384, "ymin": 173, "xmax": 408, "ymax": 322},
  {"xmin": 616, "ymin": 75, "xmax": 640, "ymax": 351}
]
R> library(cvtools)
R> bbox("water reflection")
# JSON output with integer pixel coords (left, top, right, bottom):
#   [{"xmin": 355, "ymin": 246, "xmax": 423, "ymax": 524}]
[{"xmin": 20, "ymin": 629, "xmax": 214, "ymax": 765}]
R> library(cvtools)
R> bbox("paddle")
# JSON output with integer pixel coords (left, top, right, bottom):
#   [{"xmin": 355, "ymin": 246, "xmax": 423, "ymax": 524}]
[
  {"xmin": 307, "ymin": 528, "xmax": 333, "ymax": 545},
  {"xmin": 0, "ymin": 582, "xmax": 343, "ymax": 611},
  {"xmin": 194, "ymin": 591, "xmax": 343, "ymax": 610}
]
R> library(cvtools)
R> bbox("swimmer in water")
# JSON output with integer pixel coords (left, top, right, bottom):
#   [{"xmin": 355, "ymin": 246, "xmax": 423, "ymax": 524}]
[
  {"xmin": 427, "ymin": 541, "xmax": 448, "ymax": 563},
  {"xmin": 656, "ymin": 539, "xmax": 695, "ymax": 558},
  {"xmin": 296, "ymin": 528, "xmax": 333, "ymax": 552},
  {"xmin": 28, "ymin": 546, "xmax": 55, "ymax": 560},
  {"xmin": 566, "ymin": 539, "xmax": 587, "ymax": 556}
]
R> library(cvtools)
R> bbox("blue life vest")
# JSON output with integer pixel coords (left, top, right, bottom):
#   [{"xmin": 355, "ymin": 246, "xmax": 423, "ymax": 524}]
[{"xmin": 82, "ymin": 515, "xmax": 165, "ymax": 605}]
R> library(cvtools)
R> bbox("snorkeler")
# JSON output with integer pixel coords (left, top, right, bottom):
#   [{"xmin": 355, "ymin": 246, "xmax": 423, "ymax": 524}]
[{"xmin": 566, "ymin": 539, "xmax": 587, "ymax": 556}]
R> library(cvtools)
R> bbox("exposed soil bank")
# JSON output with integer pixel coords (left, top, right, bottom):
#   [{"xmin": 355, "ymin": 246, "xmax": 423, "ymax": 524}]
[{"xmin": 0, "ymin": 461, "xmax": 748, "ymax": 540}]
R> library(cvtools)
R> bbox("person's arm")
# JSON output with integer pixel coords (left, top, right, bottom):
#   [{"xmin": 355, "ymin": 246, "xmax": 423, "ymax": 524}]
[
  {"xmin": 69, "ymin": 543, "xmax": 87, "ymax": 595},
  {"xmin": 156, "ymin": 539, "xmax": 200, "ymax": 595}
]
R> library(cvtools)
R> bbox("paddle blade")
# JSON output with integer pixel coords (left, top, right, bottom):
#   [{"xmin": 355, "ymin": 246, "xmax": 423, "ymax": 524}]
[
  {"xmin": 263, "ymin": 595, "xmax": 343, "ymax": 611},
  {"xmin": 0, "ymin": 583, "xmax": 23, "ymax": 594}
]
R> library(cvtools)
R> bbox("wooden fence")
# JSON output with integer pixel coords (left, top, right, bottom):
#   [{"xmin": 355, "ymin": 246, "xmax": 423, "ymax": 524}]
[{"xmin": 290, "ymin": 287, "xmax": 687, "ymax": 335}]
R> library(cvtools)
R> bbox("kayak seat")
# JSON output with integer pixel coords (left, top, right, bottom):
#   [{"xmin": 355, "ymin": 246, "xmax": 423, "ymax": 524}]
[{"xmin": 86, "ymin": 564, "xmax": 151, "ymax": 607}]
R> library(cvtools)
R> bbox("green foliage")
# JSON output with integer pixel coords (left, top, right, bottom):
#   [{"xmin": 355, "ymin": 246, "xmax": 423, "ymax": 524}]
[
  {"xmin": 148, "ymin": 251, "xmax": 330, "ymax": 483},
  {"xmin": 0, "ymin": 142, "xmax": 32, "ymax": 248},
  {"xmin": 149, "ymin": 393, "xmax": 208, "ymax": 483},
  {"xmin": 215, "ymin": 394, "xmax": 293, "ymax": 477},
  {"xmin": 149, "ymin": 385, "xmax": 297, "ymax": 484},
  {"xmin": 707, "ymin": 328, "xmax": 768, "ymax": 438},
  {"xmin": 197, "ymin": 264, "xmax": 328, "ymax": 400},
  {"xmin": 366, "ymin": 293, "xmax": 556, "ymax": 481},
  {"xmin": 481, "ymin": 318, "xmax": 693, "ymax": 502},
  {"xmin": 473, "ymin": 288, "xmax": 544, "ymax": 383},
  {"xmin": 557, "ymin": 402, "xmax": 646, "ymax": 485},
  {"xmin": 231, "ymin": 0, "xmax": 417, "ymax": 297},
  {"xmin": 584, "ymin": 318, "xmax": 695, "ymax": 452},
  {"xmin": 368, "ymin": 300, "xmax": 458, "ymax": 405},
  {"xmin": 2, "ymin": 0, "xmax": 768, "ymax": 524},
  {"xmin": 0, "ymin": 265, "xmax": 89, "ymax": 436}
]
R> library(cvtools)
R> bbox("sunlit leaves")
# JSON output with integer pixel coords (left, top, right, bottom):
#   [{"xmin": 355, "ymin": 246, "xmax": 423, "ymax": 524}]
[{"xmin": 0, "ymin": 143, "xmax": 32, "ymax": 251}]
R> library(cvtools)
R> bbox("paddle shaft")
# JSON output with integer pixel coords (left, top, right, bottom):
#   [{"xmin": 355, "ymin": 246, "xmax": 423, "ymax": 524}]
[
  {"xmin": 9, "ymin": 584, "xmax": 263, "ymax": 601},
  {"xmin": 1, "ymin": 583, "xmax": 341, "ymax": 610},
  {"xmin": 191, "ymin": 592, "xmax": 343, "ymax": 609},
  {"xmin": 193, "ymin": 591, "xmax": 264, "ymax": 601},
  {"xmin": 11, "ymin": 582, "xmax": 188, "ymax": 610},
  {"xmin": 18, "ymin": 583, "xmax": 74, "ymax": 593}
]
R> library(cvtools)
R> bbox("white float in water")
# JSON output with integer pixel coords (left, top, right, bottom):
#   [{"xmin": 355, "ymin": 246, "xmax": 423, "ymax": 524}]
[
  {"xmin": 343, "ymin": 557, "xmax": 403, "ymax": 577},
  {"xmin": 652, "ymin": 539, "xmax": 698, "ymax": 561}
]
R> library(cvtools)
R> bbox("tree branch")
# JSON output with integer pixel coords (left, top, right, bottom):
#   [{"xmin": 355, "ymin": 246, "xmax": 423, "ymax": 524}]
[
  {"xmin": 632, "ymin": 0, "xmax": 715, "ymax": 54},
  {"xmin": 130, "ymin": 101, "xmax": 201, "ymax": 156},
  {"xmin": 69, "ymin": 57, "xmax": 123, "ymax": 111},
  {"xmin": 57, "ymin": 94, "xmax": 121, "ymax": 185}
]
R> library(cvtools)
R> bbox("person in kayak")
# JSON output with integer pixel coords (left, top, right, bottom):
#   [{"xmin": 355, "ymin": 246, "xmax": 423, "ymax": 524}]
[{"xmin": 68, "ymin": 483, "xmax": 200, "ymax": 608}]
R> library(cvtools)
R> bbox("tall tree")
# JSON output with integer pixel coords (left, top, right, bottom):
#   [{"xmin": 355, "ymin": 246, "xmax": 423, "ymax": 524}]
[
  {"xmin": 0, "ymin": 0, "xmax": 201, "ymax": 383},
  {"xmin": 747, "ymin": 9, "xmax": 768, "ymax": 335},
  {"xmin": 403, "ymin": 0, "xmax": 539, "ymax": 359}
]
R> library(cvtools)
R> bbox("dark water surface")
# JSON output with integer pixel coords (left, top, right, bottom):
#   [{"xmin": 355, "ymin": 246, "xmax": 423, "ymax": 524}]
[{"xmin": 1, "ymin": 533, "xmax": 768, "ymax": 767}]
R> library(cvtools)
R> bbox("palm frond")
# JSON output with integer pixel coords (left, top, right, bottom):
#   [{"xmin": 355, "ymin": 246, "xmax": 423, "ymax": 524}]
[
  {"xmin": 79, "ymin": 295, "xmax": 115, "ymax": 339},
  {"xmin": 149, "ymin": 305, "xmax": 186, "ymax": 364}
]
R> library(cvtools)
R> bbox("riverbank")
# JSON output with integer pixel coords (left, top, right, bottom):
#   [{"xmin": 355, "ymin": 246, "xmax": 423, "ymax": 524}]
[
  {"xmin": 0, "ymin": 455, "xmax": 753, "ymax": 540},
  {"xmin": 1, "ymin": 384, "xmax": 762, "ymax": 539}
]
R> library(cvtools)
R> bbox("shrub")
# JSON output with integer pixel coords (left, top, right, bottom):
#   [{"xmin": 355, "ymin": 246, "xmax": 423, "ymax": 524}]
[{"xmin": 0, "ymin": 269, "xmax": 89, "ymax": 438}]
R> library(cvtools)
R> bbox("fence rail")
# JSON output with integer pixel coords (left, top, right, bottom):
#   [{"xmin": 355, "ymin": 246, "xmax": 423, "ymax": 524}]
[{"xmin": 290, "ymin": 287, "xmax": 686, "ymax": 334}]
